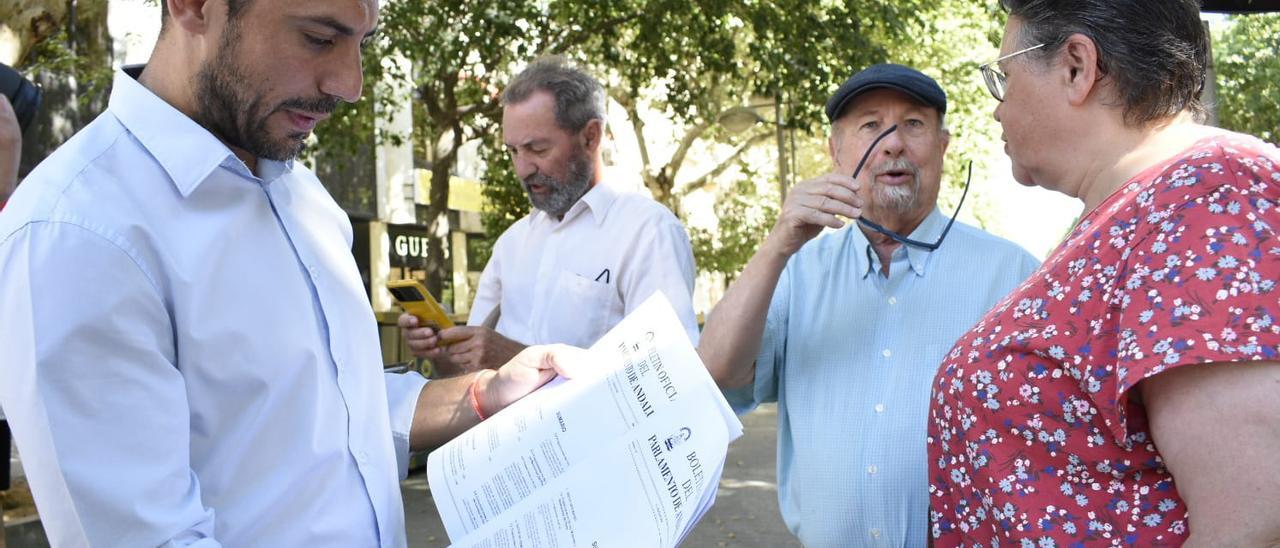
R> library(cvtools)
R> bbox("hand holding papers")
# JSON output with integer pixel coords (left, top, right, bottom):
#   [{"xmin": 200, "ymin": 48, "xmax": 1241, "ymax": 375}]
[{"xmin": 427, "ymin": 293, "xmax": 744, "ymax": 547}]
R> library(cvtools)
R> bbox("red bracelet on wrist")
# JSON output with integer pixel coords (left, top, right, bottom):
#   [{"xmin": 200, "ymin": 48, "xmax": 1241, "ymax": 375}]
[{"xmin": 468, "ymin": 372, "xmax": 489, "ymax": 421}]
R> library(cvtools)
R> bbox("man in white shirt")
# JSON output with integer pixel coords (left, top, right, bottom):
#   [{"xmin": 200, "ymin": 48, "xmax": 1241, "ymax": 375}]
[
  {"xmin": 0, "ymin": 1, "xmax": 585, "ymax": 546},
  {"xmin": 401, "ymin": 57, "xmax": 699, "ymax": 373}
]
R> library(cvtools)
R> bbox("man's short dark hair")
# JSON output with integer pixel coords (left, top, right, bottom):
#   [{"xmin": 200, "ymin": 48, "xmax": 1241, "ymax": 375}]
[
  {"xmin": 501, "ymin": 56, "xmax": 606, "ymax": 133},
  {"xmin": 999, "ymin": 0, "xmax": 1209, "ymax": 126},
  {"xmin": 160, "ymin": 0, "xmax": 253, "ymax": 31}
]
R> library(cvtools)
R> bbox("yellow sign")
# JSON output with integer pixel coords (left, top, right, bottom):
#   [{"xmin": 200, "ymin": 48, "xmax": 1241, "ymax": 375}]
[{"xmin": 415, "ymin": 169, "xmax": 485, "ymax": 212}]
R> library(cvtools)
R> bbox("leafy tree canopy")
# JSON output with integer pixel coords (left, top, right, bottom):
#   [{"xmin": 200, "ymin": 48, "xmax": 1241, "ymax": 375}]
[{"xmin": 1214, "ymin": 13, "xmax": 1280, "ymax": 144}]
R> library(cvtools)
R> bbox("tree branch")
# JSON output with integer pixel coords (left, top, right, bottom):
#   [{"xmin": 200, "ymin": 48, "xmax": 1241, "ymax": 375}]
[
  {"xmin": 677, "ymin": 131, "xmax": 773, "ymax": 197},
  {"xmin": 543, "ymin": 12, "xmax": 643, "ymax": 54},
  {"xmin": 666, "ymin": 119, "xmax": 712, "ymax": 182},
  {"xmin": 611, "ymin": 86, "xmax": 652, "ymax": 170}
]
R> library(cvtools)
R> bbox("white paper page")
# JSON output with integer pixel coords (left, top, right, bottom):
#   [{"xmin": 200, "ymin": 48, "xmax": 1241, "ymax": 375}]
[
  {"xmin": 426, "ymin": 293, "xmax": 743, "ymax": 546},
  {"xmin": 453, "ymin": 391, "xmax": 731, "ymax": 547}
]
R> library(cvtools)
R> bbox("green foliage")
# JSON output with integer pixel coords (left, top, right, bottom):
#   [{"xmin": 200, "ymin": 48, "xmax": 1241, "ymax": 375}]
[
  {"xmin": 689, "ymin": 175, "xmax": 779, "ymax": 281},
  {"xmin": 13, "ymin": 3, "xmax": 114, "ymax": 177},
  {"xmin": 19, "ymin": 30, "xmax": 113, "ymax": 113},
  {"xmin": 1214, "ymin": 14, "xmax": 1280, "ymax": 144},
  {"xmin": 400, "ymin": 1, "xmax": 943, "ymax": 230},
  {"xmin": 324, "ymin": 1, "xmax": 1016, "ymax": 283},
  {"xmin": 687, "ymin": 0, "xmax": 1009, "ymax": 275},
  {"xmin": 479, "ymin": 139, "xmax": 531, "ymax": 240}
]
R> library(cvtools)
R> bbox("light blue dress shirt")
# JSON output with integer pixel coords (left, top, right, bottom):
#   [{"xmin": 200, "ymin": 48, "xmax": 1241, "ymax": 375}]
[
  {"xmin": 727, "ymin": 209, "xmax": 1039, "ymax": 548},
  {"xmin": 0, "ymin": 68, "xmax": 427, "ymax": 547}
]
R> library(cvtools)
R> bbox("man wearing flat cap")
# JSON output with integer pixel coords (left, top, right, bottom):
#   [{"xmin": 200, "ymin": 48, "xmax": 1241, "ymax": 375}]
[{"xmin": 698, "ymin": 64, "xmax": 1038, "ymax": 546}]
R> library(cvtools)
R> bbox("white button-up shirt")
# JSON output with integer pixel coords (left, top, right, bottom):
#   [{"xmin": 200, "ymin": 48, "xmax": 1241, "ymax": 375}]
[
  {"xmin": 469, "ymin": 182, "xmax": 699, "ymax": 347},
  {"xmin": 0, "ymin": 68, "xmax": 426, "ymax": 547}
]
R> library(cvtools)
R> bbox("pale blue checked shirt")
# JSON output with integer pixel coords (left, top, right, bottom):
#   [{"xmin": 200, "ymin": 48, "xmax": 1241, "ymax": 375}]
[
  {"xmin": 0, "ymin": 68, "xmax": 426, "ymax": 547},
  {"xmin": 727, "ymin": 209, "xmax": 1039, "ymax": 547}
]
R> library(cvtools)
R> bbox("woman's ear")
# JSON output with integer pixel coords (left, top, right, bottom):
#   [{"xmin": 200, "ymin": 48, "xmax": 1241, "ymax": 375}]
[{"xmin": 1060, "ymin": 33, "xmax": 1104, "ymax": 107}]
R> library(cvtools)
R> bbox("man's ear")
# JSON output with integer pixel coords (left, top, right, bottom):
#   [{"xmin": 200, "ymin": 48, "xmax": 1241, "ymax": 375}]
[
  {"xmin": 166, "ymin": 0, "xmax": 218, "ymax": 35},
  {"xmin": 1060, "ymin": 33, "xmax": 1103, "ymax": 107},
  {"xmin": 581, "ymin": 118, "xmax": 603, "ymax": 152},
  {"xmin": 828, "ymin": 124, "xmax": 843, "ymax": 169}
]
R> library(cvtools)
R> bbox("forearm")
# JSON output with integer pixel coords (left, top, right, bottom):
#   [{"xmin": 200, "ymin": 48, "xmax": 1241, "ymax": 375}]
[
  {"xmin": 408, "ymin": 370, "xmax": 493, "ymax": 451},
  {"xmin": 697, "ymin": 236, "xmax": 791, "ymax": 389}
]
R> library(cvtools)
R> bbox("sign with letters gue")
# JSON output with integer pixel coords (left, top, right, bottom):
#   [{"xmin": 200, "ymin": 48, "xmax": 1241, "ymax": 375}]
[{"xmin": 388, "ymin": 223, "xmax": 431, "ymax": 270}]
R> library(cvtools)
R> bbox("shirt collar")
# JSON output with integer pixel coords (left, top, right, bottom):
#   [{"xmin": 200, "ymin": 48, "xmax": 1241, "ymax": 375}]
[
  {"xmin": 529, "ymin": 181, "xmax": 618, "ymax": 228},
  {"xmin": 857, "ymin": 207, "xmax": 949, "ymax": 278},
  {"xmin": 109, "ymin": 66, "xmax": 288, "ymax": 196}
]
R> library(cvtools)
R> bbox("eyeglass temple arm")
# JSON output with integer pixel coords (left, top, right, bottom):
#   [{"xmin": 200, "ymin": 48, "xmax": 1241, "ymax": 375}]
[
  {"xmin": 852, "ymin": 131, "xmax": 973, "ymax": 250},
  {"xmin": 851, "ymin": 124, "xmax": 898, "ymax": 181},
  {"xmin": 852, "ymin": 125, "xmax": 898, "ymax": 234},
  {"xmin": 931, "ymin": 160, "xmax": 973, "ymax": 244}
]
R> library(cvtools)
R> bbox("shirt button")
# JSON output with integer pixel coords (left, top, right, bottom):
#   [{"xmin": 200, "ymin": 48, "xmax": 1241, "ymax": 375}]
[
  {"xmin": 871, "ymin": 528, "xmax": 882, "ymax": 539},
  {"xmin": 888, "ymin": 296, "xmax": 897, "ymax": 305},
  {"xmin": 867, "ymin": 464, "xmax": 878, "ymax": 475},
  {"xmin": 356, "ymin": 451, "xmax": 368, "ymax": 463},
  {"xmin": 881, "ymin": 349, "xmax": 891, "ymax": 358},
  {"xmin": 874, "ymin": 403, "xmax": 886, "ymax": 413}
]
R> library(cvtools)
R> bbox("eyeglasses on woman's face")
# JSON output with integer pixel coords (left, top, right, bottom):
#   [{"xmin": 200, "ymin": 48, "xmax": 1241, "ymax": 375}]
[{"xmin": 978, "ymin": 43, "xmax": 1045, "ymax": 102}]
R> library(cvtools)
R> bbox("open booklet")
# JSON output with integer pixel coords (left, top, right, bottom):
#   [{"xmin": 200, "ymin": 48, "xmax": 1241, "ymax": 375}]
[{"xmin": 427, "ymin": 293, "xmax": 744, "ymax": 547}]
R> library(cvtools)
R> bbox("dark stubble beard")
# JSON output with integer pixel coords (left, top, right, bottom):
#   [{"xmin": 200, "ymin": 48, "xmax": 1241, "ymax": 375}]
[
  {"xmin": 192, "ymin": 22, "xmax": 337, "ymax": 162},
  {"xmin": 523, "ymin": 146, "xmax": 594, "ymax": 218}
]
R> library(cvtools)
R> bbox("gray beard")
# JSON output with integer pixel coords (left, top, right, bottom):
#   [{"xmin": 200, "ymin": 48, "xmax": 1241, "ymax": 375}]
[
  {"xmin": 873, "ymin": 178, "xmax": 919, "ymax": 214},
  {"xmin": 866, "ymin": 158, "xmax": 920, "ymax": 220},
  {"xmin": 524, "ymin": 150, "xmax": 594, "ymax": 218}
]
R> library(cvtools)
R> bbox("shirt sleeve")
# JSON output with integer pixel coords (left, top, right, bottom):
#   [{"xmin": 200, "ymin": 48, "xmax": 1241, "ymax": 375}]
[
  {"xmin": 722, "ymin": 262, "xmax": 792, "ymax": 414},
  {"xmin": 1106, "ymin": 149, "xmax": 1280, "ymax": 444},
  {"xmin": 0, "ymin": 222, "xmax": 221, "ymax": 547},
  {"xmin": 618, "ymin": 217, "xmax": 700, "ymax": 345},
  {"xmin": 467, "ymin": 233, "xmax": 503, "ymax": 327},
  {"xmin": 383, "ymin": 371, "xmax": 428, "ymax": 479}
]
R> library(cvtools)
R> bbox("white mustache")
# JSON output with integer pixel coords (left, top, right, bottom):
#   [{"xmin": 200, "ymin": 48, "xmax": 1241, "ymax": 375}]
[{"xmin": 871, "ymin": 158, "xmax": 919, "ymax": 177}]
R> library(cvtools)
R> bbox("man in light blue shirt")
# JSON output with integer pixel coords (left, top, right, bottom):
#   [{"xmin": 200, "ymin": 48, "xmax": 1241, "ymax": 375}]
[
  {"xmin": 0, "ymin": 1, "xmax": 583, "ymax": 546},
  {"xmin": 699, "ymin": 65, "xmax": 1040, "ymax": 547}
]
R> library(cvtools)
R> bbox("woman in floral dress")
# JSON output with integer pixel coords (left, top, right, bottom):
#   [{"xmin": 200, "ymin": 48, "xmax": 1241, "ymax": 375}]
[{"xmin": 928, "ymin": 1, "xmax": 1280, "ymax": 546}]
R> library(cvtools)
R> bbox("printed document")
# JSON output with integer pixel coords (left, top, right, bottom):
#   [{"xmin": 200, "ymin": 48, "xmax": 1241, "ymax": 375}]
[{"xmin": 427, "ymin": 293, "xmax": 743, "ymax": 547}]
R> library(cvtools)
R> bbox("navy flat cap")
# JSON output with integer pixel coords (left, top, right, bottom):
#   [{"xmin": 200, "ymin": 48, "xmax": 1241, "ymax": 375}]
[{"xmin": 825, "ymin": 64, "xmax": 947, "ymax": 122}]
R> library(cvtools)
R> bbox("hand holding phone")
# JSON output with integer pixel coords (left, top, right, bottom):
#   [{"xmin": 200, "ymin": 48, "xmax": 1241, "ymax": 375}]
[{"xmin": 387, "ymin": 279, "xmax": 455, "ymax": 331}]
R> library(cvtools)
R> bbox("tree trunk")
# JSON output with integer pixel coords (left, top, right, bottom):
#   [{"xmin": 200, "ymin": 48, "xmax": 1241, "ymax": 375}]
[
  {"xmin": 16, "ymin": 0, "xmax": 111, "ymax": 178},
  {"xmin": 423, "ymin": 156, "xmax": 452, "ymax": 299},
  {"xmin": 0, "ymin": 0, "xmax": 68, "ymax": 66}
]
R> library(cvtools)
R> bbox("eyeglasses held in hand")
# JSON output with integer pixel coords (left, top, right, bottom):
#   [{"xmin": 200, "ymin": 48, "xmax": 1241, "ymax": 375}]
[{"xmin": 852, "ymin": 124, "xmax": 972, "ymax": 252}]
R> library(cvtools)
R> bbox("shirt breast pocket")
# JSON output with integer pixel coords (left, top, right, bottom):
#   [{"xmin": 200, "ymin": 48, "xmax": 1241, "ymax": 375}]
[{"xmin": 548, "ymin": 269, "xmax": 623, "ymax": 347}]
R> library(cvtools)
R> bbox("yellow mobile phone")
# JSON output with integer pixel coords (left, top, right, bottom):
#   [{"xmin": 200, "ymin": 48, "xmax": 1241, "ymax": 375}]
[{"xmin": 387, "ymin": 279, "xmax": 455, "ymax": 331}]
